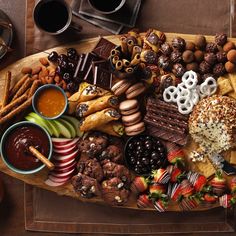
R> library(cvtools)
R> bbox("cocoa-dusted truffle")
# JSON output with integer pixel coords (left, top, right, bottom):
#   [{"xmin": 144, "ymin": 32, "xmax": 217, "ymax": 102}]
[
  {"xmin": 185, "ymin": 41, "xmax": 196, "ymax": 51},
  {"xmin": 223, "ymin": 41, "xmax": 235, "ymax": 52},
  {"xmin": 204, "ymin": 53, "xmax": 217, "ymax": 65},
  {"xmin": 194, "ymin": 50, "xmax": 204, "ymax": 62},
  {"xmin": 227, "ymin": 49, "xmax": 236, "ymax": 63},
  {"xmin": 199, "ymin": 61, "xmax": 211, "ymax": 74},
  {"xmin": 216, "ymin": 51, "xmax": 227, "ymax": 63},
  {"xmin": 172, "ymin": 63, "xmax": 186, "ymax": 77},
  {"xmin": 182, "ymin": 50, "xmax": 194, "ymax": 63},
  {"xmin": 171, "ymin": 37, "xmax": 186, "ymax": 51},
  {"xmin": 160, "ymin": 42, "xmax": 172, "ymax": 56},
  {"xmin": 170, "ymin": 50, "xmax": 182, "ymax": 63},
  {"xmin": 205, "ymin": 42, "xmax": 218, "ymax": 53},
  {"xmin": 194, "ymin": 35, "xmax": 206, "ymax": 49},
  {"xmin": 213, "ymin": 63, "xmax": 226, "ymax": 77},
  {"xmin": 157, "ymin": 55, "xmax": 171, "ymax": 70},
  {"xmin": 215, "ymin": 33, "xmax": 227, "ymax": 46},
  {"xmin": 186, "ymin": 62, "xmax": 199, "ymax": 72},
  {"xmin": 225, "ymin": 61, "xmax": 236, "ymax": 73}
]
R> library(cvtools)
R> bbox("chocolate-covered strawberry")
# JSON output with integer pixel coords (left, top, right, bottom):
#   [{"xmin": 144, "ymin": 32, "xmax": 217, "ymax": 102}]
[
  {"xmin": 154, "ymin": 198, "xmax": 169, "ymax": 212},
  {"xmin": 187, "ymin": 172, "xmax": 207, "ymax": 192},
  {"xmin": 210, "ymin": 171, "xmax": 227, "ymax": 196},
  {"xmin": 180, "ymin": 179, "xmax": 194, "ymax": 197},
  {"xmin": 170, "ymin": 166, "xmax": 185, "ymax": 183},
  {"xmin": 179, "ymin": 196, "xmax": 200, "ymax": 211},
  {"xmin": 167, "ymin": 149, "xmax": 185, "ymax": 167},
  {"xmin": 203, "ymin": 193, "xmax": 218, "ymax": 204},
  {"xmin": 219, "ymin": 194, "xmax": 236, "ymax": 208},
  {"xmin": 230, "ymin": 176, "xmax": 236, "ymax": 194},
  {"xmin": 149, "ymin": 184, "xmax": 166, "ymax": 198},
  {"xmin": 152, "ymin": 168, "xmax": 170, "ymax": 184},
  {"xmin": 131, "ymin": 176, "xmax": 148, "ymax": 194},
  {"xmin": 137, "ymin": 194, "xmax": 153, "ymax": 208},
  {"xmin": 168, "ymin": 183, "xmax": 182, "ymax": 202}
]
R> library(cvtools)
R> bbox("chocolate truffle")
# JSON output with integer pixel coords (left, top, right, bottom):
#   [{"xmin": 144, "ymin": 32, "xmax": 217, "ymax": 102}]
[
  {"xmin": 157, "ymin": 55, "xmax": 171, "ymax": 70},
  {"xmin": 170, "ymin": 50, "xmax": 182, "ymax": 63},
  {"xmin": 225, "ymin": 61, "xmax": 236, "ymax": 73},
  {"xmin": 202, "ymin": 73, "xmax": 214, "ymax": 81},
  {"xmin": 182, "ymin": 50, "xmax": 194, "ymax": 63},
  {"xmin": 172, "ymin": 63, "xmax": 186, "ymax": 77},
  {"xmin": 227, "ymin": 49, "xmax": 236, "ymax": 63},
  {"xmin": 147, "ymin": 33, "xmax": 159, "ymax": 45},
  {"xmin": 215, "ymin": 33, "xmax": 227, "ymax": 46},
  {"xmin": 186, "ymin": 62, "xmax": 199, "ymax": 72},
  {"xmin": 194, "ymin": 35, "xmax": 206, "ymax": 49},
  {"xmin": 194, "ymin": 50, "xmax": 204, "ymax": 62},
  {"xmin": 171, "ymin": 37, "xmax": 186, "ymax": 51},
  {"xmin": 223, "ymin": 41, "xmax": 235, "ymax": 52},
  {"xmin": 160, "ymin": 42, "xmax": 172, "ymax": 56},
  {"xmin": 204, "ymin": 53, "xmax": 217, "ymax": 65},
  {"xmin": 199, "ymin": 61, "xmax": 211, "ymax": 74},
  {"xmin": 216, "ymin": 51, "xmax": 227, "ymax": 63},
  {"xmin": 185, "ymin": 41, "xmax": 196, "ymax": 51},
  {"xmin": 213, "ymin": 63, "xmax": 226, "ymax": 77},
  {"xmin": 205, "ymin": 42, "xmax": 218, "ymax": 53}
]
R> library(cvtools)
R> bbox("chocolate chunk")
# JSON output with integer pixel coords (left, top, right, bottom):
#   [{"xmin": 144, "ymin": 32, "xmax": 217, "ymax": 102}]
[
  {"xmin": 215, "ymin": 33, "xmax": 227, "ymax": 46},
  {"xmin": 216, "ymin": 51, "xmax": 227, "ymax": 63},
  {"xmin": 205, "ymin": 42, "xmax": 218, "ymax": 53},
  {"xmin": 160, "ymin": 42, "xmax": 172, "ymax": 56},
  {"xmin": 158, "ymin": 55, "xmax": 171, "ymax": 70},
  {"xmin": 199, "ymin": 61, "xmax": 211, "ymax": 74},
  {"xmin": 171, "ymin": 37, "xmax": 186, "ymax": 51},
  {"xmin": 213, "ymin": 63, "xmax": 226, "ymax": 77},
  {"xmin": 170, "ymin": 50, "xmax": 182, "ymax": 63},
  {"xmin": 92, "ymin": 37, "xmax": 116, "ymax": 60},
  {"xmin": 172, "ymin": 63, "xmax": 185, "ymax": 77},
  {"xmin": 204, "ymin": 53, "xmax": 217, "ymax": 65}
]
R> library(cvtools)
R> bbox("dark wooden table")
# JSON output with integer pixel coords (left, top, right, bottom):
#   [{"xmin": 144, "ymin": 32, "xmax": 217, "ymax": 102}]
[{"xmin": 1, "ymin": 0, "xmax": 236, "ymax": 235}]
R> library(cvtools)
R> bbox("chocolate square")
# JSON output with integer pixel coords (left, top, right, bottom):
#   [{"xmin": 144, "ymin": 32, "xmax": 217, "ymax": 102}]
[{"xmin": 93, "ymin": 65, "xmax": 113, "ymax": 90}]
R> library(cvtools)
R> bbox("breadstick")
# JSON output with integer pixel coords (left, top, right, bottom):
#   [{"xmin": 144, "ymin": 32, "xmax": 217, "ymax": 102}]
[
  {"xmin": 0, "ymin": 94, "xmax": 28, "ymax": 118},
  {"xmin": 115, "ymin": 60, "xmax": 123, "ymax": 71},
  {"xmin": 12, "ymin": 77, "xmax": 32, "ymax": 101},
  {"xmin": 2, "ymin": 71, "xmax": 11, "ymax": 107},
  {"xmin": 0, "ymin": 97, "xmax": 32, "ymax": 125},
  {"xmin": 28, "ymin": 80, "xmax": 41, "ymax": 98},
  {"xmin": 10, "ymin": 74, "xmax": 28, "ymax": 97}
]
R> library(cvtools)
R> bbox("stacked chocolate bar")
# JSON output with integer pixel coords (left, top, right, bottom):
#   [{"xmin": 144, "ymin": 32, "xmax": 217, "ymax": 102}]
[
  {"xmin": 73, "ymin": 38, "xmax": 116, "ymax": 90},
  {"xmin": 144, "ymin": 97, "xmax": 189, "ymax": 146}
]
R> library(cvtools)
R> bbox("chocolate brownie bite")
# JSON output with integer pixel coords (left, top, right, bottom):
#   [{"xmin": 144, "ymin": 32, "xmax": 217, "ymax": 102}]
[{"xmin": 99, "ymin": 145, "xmax": 123, "ymax": 163}]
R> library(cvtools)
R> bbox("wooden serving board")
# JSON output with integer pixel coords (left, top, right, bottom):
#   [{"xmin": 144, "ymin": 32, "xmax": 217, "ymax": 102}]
[{"xmin": 0, "ymin": 32, "xmax": 235, "ymax": 211}]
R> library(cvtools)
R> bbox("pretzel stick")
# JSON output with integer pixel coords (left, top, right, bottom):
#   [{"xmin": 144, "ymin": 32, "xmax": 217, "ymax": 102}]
[
  {"xmin": 0, "ymin": 94, "xmax": 28, "ymax": 118},
  {"xmin": 2, "ymin": 71, "xmax": 11, "ymax": 107},
  {"xmin": 9, "ymin": 74, "xmax": 28, "ymax": 97},
  {"xmin": 0, "ymin": 97, "xmax": 32, "ymax": 125},
  {"xmin": 28, "ymin": 80, "xmax": 41, "ymax": 98},
  {"xmin": 12, "ymin": 77, "xmax": 32, "ymax": 101}
]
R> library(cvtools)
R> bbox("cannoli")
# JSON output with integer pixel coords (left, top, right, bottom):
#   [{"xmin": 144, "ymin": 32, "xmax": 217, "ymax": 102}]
[
  {"xmin": 12, "ymin": 77, "xmax": 32, "ymax": 101},
  {"xmin": 94, "ymin": 121, "xmax": 125, "ymax": 137},
  {"xmin": 2, "ymin": 71, "xmax": 11, "ymax": 107},
  {"xmin": 80, "ymin": 108, "xmax": 121, "ymax": 132},
  {"xmin": 76, "ymin": 95, "xmax": 119, "ymax": 118}
]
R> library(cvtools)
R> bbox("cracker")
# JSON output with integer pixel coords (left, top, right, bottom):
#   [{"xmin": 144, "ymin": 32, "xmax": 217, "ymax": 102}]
[
  {"xmin": 228, "ymin": 91, "xmax": 236, "ymax": 100},
  {"xmin": 228, "ymin": 73, "xmax": 236, "ymax": 91},
  {"xmin": 230, "ymin": 151, "xmax": 236, "ymax": 165},
  {"xmin": 217, "ymin": 78, "xmax": 233, "ymax": 95},
  {"xmin": 194, "ymin": 157, "xmax": 216, "ymax": 178}
]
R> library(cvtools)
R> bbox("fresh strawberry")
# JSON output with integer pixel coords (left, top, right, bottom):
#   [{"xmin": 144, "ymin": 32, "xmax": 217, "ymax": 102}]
[
  {"xmin": 152, "ymin": 168, "xmax": 170, "ymax": 184},
  {"xmin": 180, "ymin": 179, "xmax": 194, "ymax": 197},
  {"xmin": 193, "ymin": 175, "xmax": 207, "ymax": 192},
  {"xmin": 131, "ymin": 176, "xmax": 148, "ymax": 194},
  {"xmin": 210, "ymin": 171, "xmax": 227, "ymax": 196},
  {"xmin": 170, "ymin": 166, "xmax": 185, "ymax": 183},
  {"xmin": 203, "ymin": 193, "xmax": 218, "ymax": 203},
  {"xmin": 137, "ymin": 194, "xmax": 153, "ymax": 208},
  {"xmin": 219, "ymin": 194, "xmax": 236, "ymax": 208},
  {"xmin": 230, "ymin": 177, "xmax": 236, "ymax": 194},
  {"xmin": 167, "ymin": 149, "xmax": 185, "ymax": 167},
  {"xmin": 149, "ymin": 184, "xmax": 166, "ymax": 198},
  {"xmin": 154, "ymin": 197, "xmax": 169, "ymax": 212}
]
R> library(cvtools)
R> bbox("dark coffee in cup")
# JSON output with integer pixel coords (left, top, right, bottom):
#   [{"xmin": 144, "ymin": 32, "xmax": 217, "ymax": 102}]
[
  {"xmin": 88, "ymin": 0, "xmax": 126, "ymax": 14},
  {"xmin": 33, "ymin": 0, "xmax": 72, "ymax": 34}
]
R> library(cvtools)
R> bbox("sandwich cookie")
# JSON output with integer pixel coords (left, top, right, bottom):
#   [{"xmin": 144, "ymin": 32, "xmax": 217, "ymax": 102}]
[
  {"xmin": 122, "ymin": 111, "xmax": 142, "ymax": 126},
  {"xmin": 111, "ymin": 79, "xmax": 131, "ymax": 96},
  {"xmin": 126, "ymin": 82, "xmax": 146, "ymax": 99},
  {"xmin": 119, "ymin": 99, "xmax": 139, "ymax": 115},
  {"xmin": 125, "ymin": 122, "xmax": 145, "ymax": 136}
]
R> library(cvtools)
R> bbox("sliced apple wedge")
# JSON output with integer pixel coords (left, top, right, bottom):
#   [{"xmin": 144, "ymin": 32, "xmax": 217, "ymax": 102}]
[
  {"xmin": 57, "ymin": 118, "xmax": 76, "ymax": 138},
  {"xmin": 47, "ymin": 120, "xmax": 60, "ymax": 138},
  {"xmin": 61, "ymin": 115, "xmax": 84, "ymax": 137},
  {"xmin": 53, "ymin": 120, "xmax": 72, "ymax": 138}
]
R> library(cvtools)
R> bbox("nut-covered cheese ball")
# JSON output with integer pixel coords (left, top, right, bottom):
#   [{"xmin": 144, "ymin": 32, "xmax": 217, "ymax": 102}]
[{"xmin": 189, "ymin": 95, "xmax": 236, "ymax": 153}]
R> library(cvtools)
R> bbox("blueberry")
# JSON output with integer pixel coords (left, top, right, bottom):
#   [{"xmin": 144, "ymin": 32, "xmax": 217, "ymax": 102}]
[
  {"xmin": 59, "ymin": 60, "xmax": 68, "ymax": 70},
  {"xmin": 48, "ymin": 51, "xmax": 58, "ymax": 62},
  {"xmin": 128, "ymin": 142, "xmax": 134, "ymax": 150},
  {"xmin": 68, "ymin": 61, "xmax": 76, "ymax": 72},
  {"xmin": 67, "ymin": 48, "xmax": 78, "ymax": 60},
  {"xmin": 151, "ymin": 151, "xmax": 159, "ymax": 159},
  {"xmin": 129, "ymin": 156, "xmax": 136, "ymax": 165},
  {"xmin": 62, "ymin": 72, "xmax": 72, "ymax": 82}
]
